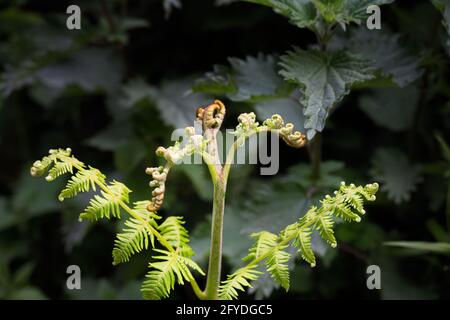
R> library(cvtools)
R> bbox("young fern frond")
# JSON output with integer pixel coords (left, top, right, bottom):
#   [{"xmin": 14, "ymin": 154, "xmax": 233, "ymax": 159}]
[
  {"xmin": 265, "ymin": 244, "xmax": 291, "ymax": 291},
  {"xmin": 79, "ymin": 181, "xmax": 131, "ymax": 221},
  {"xmin": 293, "ymin": 227, "xmax": 315, "ymax": 266},
  {"xmin": 30, "ymin": 148, "xmax": 84, "ymax": 181},
  {"xmin": 315, "ymin": 213, "xmax": 337, "ymax": 247},
  {"xmin": 159, "ymin": 216, "xmax": 190, "ymax": 248},
  {"xmin": 31, "ymin": 148, "xmax": 205, "ymax": 300},
  {"xmin": 141, "ymin": 249, "xmax": 205, "ymax": 300},
  {"xmin": 46, "ymin": 161, "xmax": 74, "ymax": 181},
  {"xmin": 219, "ymin": 182, "xmax": 379, "ymax": 300},
  {"xmin": 58, "ymin": 167, "xmax": 105, "ymax": 201},
  {"xmin": 218, "ymin": 264, "xmax": 262, "ymax": 300},
  {"xmin": 244, "ymin": 231, "xmax": 279, "ymax": 260},
  {"xmin": 112, "ymin": 201, "xmax": 162, "ymax": 265}
]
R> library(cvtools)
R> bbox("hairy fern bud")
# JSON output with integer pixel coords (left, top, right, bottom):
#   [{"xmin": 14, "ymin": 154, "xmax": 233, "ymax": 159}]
[
  {"xmin": 146, "ymin": 165, "xmax": 170, "ymax": 212},
  {"xmin": 196, "ymin": 100, "xmax": 226, "ymax": 129},
  {"xmin": 263, "ymin": 114, "xmax": 285, "ymax": 129}
]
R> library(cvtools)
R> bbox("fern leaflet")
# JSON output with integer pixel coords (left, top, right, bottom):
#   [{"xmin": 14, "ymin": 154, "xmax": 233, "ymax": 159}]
[
  {"xmin": 112, "ymin": 202, "xmax": 161, "ymax": 265},
  {"xmin": 58, "ymin": 167, "xmax": 106, "ymax": 201},
  {"xmin": 158, "ymin": 216, "xmax": 190, "ymax": 248},
  {"xmin": 141, "ymin": 249, "xmax": 204, "ymax": 300},
  {"xmin": 218, "ymin": 264, "xmax": 262, "ymax": 300}
]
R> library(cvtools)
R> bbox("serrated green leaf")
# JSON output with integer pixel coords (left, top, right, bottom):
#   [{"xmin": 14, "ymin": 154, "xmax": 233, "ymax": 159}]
[
  {"xmin": 331, "ymin": 29, "xmax": 423, "ymax": 87},
  {"xmin": 279, "ymin": 48, "xmax": 374, "ymax": 139},
  {"xmin": 371, "ymin": 148, "xmax": 422, "ymax": 204},
  {"xmin": 228, "ymin": 54, "xmax": 282, "ymax": 101}
]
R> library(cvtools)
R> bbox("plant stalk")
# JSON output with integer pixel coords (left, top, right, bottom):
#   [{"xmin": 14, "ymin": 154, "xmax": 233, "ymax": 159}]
[{"xmin": 204, "ymin": 178, "xmax": 227, "ymax": 299}]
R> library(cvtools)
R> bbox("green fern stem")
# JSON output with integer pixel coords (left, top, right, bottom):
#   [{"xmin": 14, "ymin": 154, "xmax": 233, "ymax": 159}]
[{"xmin": 204, "ymin": 179, "xmax": 227, "ymax": 299}]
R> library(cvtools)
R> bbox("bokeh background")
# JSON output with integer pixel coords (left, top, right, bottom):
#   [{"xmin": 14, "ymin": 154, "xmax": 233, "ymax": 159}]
[{"xmin": 0, "ymin": 0, "xmax": 449, "ymax": 299}]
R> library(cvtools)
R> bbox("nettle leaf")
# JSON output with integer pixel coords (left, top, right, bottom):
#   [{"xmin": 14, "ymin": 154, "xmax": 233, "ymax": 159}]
[
  {"xmin": 193, "ymin": 54, "xmax": 307, "ymax": 131},
  {"xmin": 330, "ymin": 29, "xmax": 423, "ymax": 87},
  {"xmin": 244, "ymin": 0, "xmax": 317, "ymax": 29},
  {"xmin": 279, "ymin": 48, "xmax": 374, "ymax": 139},
  {"xmin": 228, "ymin": 54, "xmax": 282, "ymax": 101},
  {"xmin": 152, "ymin": 79, "xmax": 210, "ymax": 129},
  {"xmin": 359, "ymin": 85, "xmax": 419, "ymax": 131},
  {"xmin": 371, "ymin": 148, "xmax": 422, "ymax": 204},
  {"xmin": 194, "ymin": 54, "xmax": 283, "ymax": 102}
]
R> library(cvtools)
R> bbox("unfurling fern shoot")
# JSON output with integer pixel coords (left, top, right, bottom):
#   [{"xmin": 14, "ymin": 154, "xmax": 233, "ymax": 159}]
[{"xmin": 31, "ymin": 100, "xmax": 378, "ymax": 300}]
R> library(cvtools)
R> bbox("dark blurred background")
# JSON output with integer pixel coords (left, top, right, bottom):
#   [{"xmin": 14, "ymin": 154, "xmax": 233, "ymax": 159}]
[{"xmin": 0, "ymin": 0, "xmax": 449, "ymax": 300}]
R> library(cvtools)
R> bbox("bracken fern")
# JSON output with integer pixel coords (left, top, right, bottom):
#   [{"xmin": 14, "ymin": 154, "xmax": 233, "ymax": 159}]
[{"xmin": 30, "ymin": 100, "xmax": 378, "ymax": 300}]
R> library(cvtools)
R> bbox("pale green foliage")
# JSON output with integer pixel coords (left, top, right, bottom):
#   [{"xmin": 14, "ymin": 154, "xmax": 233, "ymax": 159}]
[
  {"xmin": 58, "ymin": 168, "xmax": 105, "ymax": 201},
  {"xmin": 219, "ymin": 182, "xmax": 379, "ymax": 299},
  {"xmin": 114, "ymin": 201, "xmax": 159, "ymax": 263},
  {"xmin": 279, "ymin": 48, "xmax": 374, "ymax": 139},
  {"xmin": 293, "ymin": 227, "xmax": 315, "ymax": 265},
  {"xmin": 158, "ymin": 216, "xmax": 190, "ymax": 248},
  {"xmin": 112, "ymin": 202, "xmax": 161, "ymax": 265},
  {"xmin": 30, "ymin": 149, "xmax": 200, "ymax": 300},
  {"xmin": 218, "ymin": 264, "xmax": 262, "ymax": 300},
  {"xmin": 79, "ymin": 181, "xmax": 131, "ymax": 221},
  {"xmin": 265, "ymin": 243, "xmax": 291, "ymax": 290},
  {"xmin": 141, "ymin": 249, "xmax": 204, "ymax": 300},
  {"xmin": 244, "ymin": 232, "xmax": 291, "ymax": 290}
]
